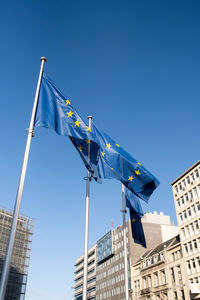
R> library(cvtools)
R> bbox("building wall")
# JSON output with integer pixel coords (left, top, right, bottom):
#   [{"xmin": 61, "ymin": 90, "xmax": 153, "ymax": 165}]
[
  {"xmin": 74, "ymin": 245, "xmax": 96, "ymax": 300},
  {"xmin": 0, "ymin": 207, "xmax": 33, "ymax": 300},
  {"xmin": 131, "ymin": 236, "xmax": 189, "ymax": 300},
  {"xmin": 74, "ymin": 212, "xmax": 178, "ymax": 300},
  {"xmin": 171, "ymin": 161, "xmax": 200, "ymax": 299}
]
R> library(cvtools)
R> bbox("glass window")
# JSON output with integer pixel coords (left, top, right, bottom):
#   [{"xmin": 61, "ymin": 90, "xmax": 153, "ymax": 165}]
[
  {"xmin": 161, "ymin": 270, "xmax": 166, "ymax": 284},
  {"xmin": 170, "ymin": 268, "xmax": 175, "ymax": 282},
  {"xmin": 154, "ymin": 272, "xmax": 159, "ymax": 286},
  {"xmin": 181, "ymin": 289, "xmax": 185, "ymax": 300},
  {"xmin": 184, "ymin": 244, "xmax": 188, "ymax": 254},
  {"xmin": 177, "ymin": 265, "xmax": 182, "ymax": 281},
  {"xmin": 174, "ymin": 291, "xmax": 178, "ymax": 300},
  {"xmin": 187, "ymin": 177, "xmax": 190, "ymax": 185},
  {"xmin": 196, "ymin": 170, "xmax": 199, "ymax": 179},
  {"xmin": 185, "ymin": 194, "xmax": 189, "ymax": 203}
]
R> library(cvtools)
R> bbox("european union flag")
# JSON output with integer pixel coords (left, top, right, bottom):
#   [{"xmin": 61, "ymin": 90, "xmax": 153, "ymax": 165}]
[
  {"xmin": 125, "ymin": 187, "xmax": 146, "ymax": 247},
  {"xmin": 91, "ymin": 123, "xmax": 159, "ymax": 202},
  {"xmin": 34, "ymin": 73, "xmax": 101, "ymax": 181},
  {"xmin": 129, "ymin": 207, "xmax": 146, "ymax": 248}
]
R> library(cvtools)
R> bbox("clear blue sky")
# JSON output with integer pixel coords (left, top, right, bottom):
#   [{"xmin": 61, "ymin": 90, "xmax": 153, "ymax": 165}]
[{"xmin": 0, "ymin": 0, "xmax": 200, "ymax": 299}]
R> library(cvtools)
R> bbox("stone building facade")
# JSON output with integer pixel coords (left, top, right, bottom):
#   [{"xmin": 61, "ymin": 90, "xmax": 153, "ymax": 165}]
[{"xmin": 171, "ymin": 161, "xmax": 200, "ymax": 299}]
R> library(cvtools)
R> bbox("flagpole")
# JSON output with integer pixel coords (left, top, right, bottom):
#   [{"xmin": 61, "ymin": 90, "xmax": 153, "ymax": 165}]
[
  {"xmin": 122, "ymin": 183, "xmax": 129, "ymax": 300},
  {"xmin": 0, "ymin": 57, "xmax": 46, "ymax": 300},
  {"xmin": 82, "ymin": 115, "xmax": 92, "ymax": 300}
]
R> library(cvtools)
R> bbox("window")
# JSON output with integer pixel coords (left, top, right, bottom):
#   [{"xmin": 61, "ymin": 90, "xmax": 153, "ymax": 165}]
[
  {"xmin": 181, "ymin": 289, "xmax": 185, "ymax": 300},
  {"xmin": 179, "ymin": 183, "xmax": 182, "ymax": 191},
  {"xmin": 194, "ymin": 188, "xmax": 198, "ymax": 198},
  {"xmin": 161, "ymin": 270, "xmax": 166, "ymax": 284},
  {"xmin": 185, "ymin": 194, "xmax": 189, "ymax": 203},
  {"xmin": 188, "ymin": 208, "xmax": 191, "ymax": 217},
  {"xmin": 154, "ymin": 272, "xmax": 159, "ymax": 286},
  {"xmin": 195, "ymin": 220, "xmax": 199, "ymax": 231},
  {"xmin": 184, "ymin": 244, "xmax": 188, "ymax": 254},
  {"xmin": 192, "ymin": 258, "xmax": 196, "ymax": 270},
  {"xmin": 189, "ymin": 241, "xmax": 193, "ymax": 252},
  {"xmin": 193, "ymin": 240, "xmax": 198, "ymax": 252},
  {"xmin": 147, "ymin": 276, "xmax": 151, "ymax": 288},
  {"xmin": 143, "ymin": 277, "xmax": 147, "ymax": 289},
  {"xmin": 187, "ymin": 177, "xmax": 190, "ymax": 185},
  {"xmin": 170, "ymin": 267, "xmax": 175, "ymax": 282},
  {"xmin": 174, "ymin": 291, "xmax": 178, "ymax": 300},
  {"xmin": 190, "ymin": 223, "xmax": 195, "ymax": 235},
  {"xmin": 181, "ymin": 197, "xmax": 184, "ymax": 205},
  {"xmin": 196, "ymin": 170, "xmax": 199, "ymax": 179},
  {"xmin": 177, "ymin": 200, "xmax": 180, "ymax": 208},
  {"xmin": 177, "ymin": 265, "xmax": 182, "ymax": 281},
  {"xmin": 179, "ymin": 214, "xmax": 183, "ymax": 223},
  {"xmin": 187, "ymin": 261, "xmax": 191, "ymax": 274}
]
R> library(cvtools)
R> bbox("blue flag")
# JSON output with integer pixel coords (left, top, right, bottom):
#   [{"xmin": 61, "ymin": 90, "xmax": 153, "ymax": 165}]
[
  {"xmin": 129, "ymin": 207, "xmax": 146, "ymax": 248},
  {"xmin": 91, "ymin": 123, "xmax": 159, "ymax": 202},
  {"xmin": 34, "ymin": 73, "xmax": 101, "ymax": 181},
  {"xmin": 125, "ymin": 187, "xmax": 146, "ymax": 247}
]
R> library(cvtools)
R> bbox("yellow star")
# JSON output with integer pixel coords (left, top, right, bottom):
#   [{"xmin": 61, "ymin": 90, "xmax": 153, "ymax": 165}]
[
  {"xmin": 132, "ymin": 218, "xmax": 136, "ymax": 223},
  {"xmin": 86, "ymin": 126, "xmax": 92, "ymax": 132},
  {"xmin": 65, "ymin": 99, "xmax": 71, "ymax": 105},
  {"xmin": 75, "ymin": 120, "xmax": 80, "ymax": 127},
  {"xmin": 67, "ymin": 110, "xmax": 74, "ymax": 117},
  {"xmin": 86, "ymin": 140, "xmax": 91, "ymax": 144},
  {"xmin": 106, "ymin": 143, "xmax": 112, "ymax": 149},
  {"xmin": 128, "ymin": 176, "xmax": 134, "ymax": 182},
  {"xmin": 116, "ymin": 144, "xmax": 120, "ymax": 147},
  {"xmin": 135, "ymin": 170, "xmax": 140, "ymax": 175},
  {"xmin": 137, "ymin": 162, "xmax": 141, "ymax": 166},
  {"xmin": 79, "ymin": 145, "xmax": 83, "ymax": 151},
  {"xmin": 101, "ymin": 151, "xmax": 105, "ymax": 157}
]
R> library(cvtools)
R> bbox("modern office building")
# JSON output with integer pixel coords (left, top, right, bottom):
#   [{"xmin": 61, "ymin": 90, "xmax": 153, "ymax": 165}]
[
  {"xmin": 0, "ymin": 207, "xmax": 34, "ymax": 300},
  {"xmin": 171, "ymin": 161, "xmax": 200, "ymax": 299},
  {"xmin": 74, "ymin": 211, "xmax": 178, "ymax": 300},
  {"xmin": 132, "ymin": 235, "xmax": 189, "ymax": 300},
  {"xmin": 74, "ymin": 245, "xmax": 96, "ymax": 300}
]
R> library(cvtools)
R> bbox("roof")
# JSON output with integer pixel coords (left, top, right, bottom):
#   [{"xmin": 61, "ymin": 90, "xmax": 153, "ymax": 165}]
[
  {"xmin": 171, "ymin": 161, "xmax": 200, "ymax": 185},
  {"xmin": 135, "ymin": 235, "xmax": 180, "ymax": 264}
]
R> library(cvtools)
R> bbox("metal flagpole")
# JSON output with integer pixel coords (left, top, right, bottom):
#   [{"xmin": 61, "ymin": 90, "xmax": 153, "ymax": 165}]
[
  {"xmin": 122, "ymin": 183, "xmax": 129, "ymax": 300},
  {"xmin": 82, "ymin": 115, "xmax": 93, "ymax": 300},
  {"xmin": 0, "ymin": 57, "xmax": 46, "ymax": 300}
]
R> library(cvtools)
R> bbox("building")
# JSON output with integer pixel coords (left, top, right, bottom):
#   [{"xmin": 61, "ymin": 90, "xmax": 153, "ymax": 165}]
[
  {"xmin": 132, "ymin": 235, "xmax": 189, "ymax": 300},
  {"xmin": 74, "ymin": 245, "xmax": 96, "ymax": 300},
  {"xmin": 74, "ymin": 212, "xmax": 178, "ymax": 300},
  {"xmin": 0, "ymin": 207, "xmax": 33, "ymax": 300},
  {"xmin": 171, "ymin": 161, "xmax": 200, "ymax": 299}
]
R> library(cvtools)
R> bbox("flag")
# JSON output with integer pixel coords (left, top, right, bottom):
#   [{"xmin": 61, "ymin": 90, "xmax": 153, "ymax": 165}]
[
  {"xmin": 34, "ymin": 73, "xmax": 101, "ymax": 181},
  {"xmin": 129, "ymin": 208, "xmax": 146, "ymax": 247},
  {"xmin": 125, "ymin": 187, "xmax": 146, "ymax": 247},
  {"xmin": 92, "ymin": 123, "xmax": 159, "ymax": 202}
]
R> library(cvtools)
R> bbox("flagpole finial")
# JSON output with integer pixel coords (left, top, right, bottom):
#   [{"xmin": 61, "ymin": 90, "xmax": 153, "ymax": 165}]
[
  {"xmin": 88, "ymin": 115, "xmax": 93, "ymax": 120},
  {"xmin": 40, "ymin": 57, "xmax": 47, "ymax": 62}
]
